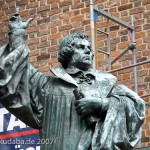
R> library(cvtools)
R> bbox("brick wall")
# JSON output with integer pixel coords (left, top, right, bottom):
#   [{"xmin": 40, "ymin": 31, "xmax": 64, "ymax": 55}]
[{"xmin": 0, "ymin": 0, "xmax": 150, "ymax": 147}]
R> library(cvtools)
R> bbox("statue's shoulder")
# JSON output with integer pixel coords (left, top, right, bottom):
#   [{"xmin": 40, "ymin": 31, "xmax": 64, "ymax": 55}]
[
  {"xmin": 0, "ymin": 44, "xmax": 8, "ymax": 50},
  {"xmin": 93, "ymin": 70, "xmax": 117, "ymax": 82},
  {"xmin": 0, "ymin": 44, "xmax": 8, "ymax": 56},
  {"xmin": 91, "ymin": 70, "xmax": 117, "ymax": 96}
]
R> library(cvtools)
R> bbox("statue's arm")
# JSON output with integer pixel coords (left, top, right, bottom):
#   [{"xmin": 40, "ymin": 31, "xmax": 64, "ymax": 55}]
[
  {"xmin": 0, "ymin": 9, "xmax": 46, "ymax": 129},
  {"xmin": 108, "ymin": 85, "xmax": 145, "ymax": 147},
  {"xmin": 0, "ymin": 8, "xmax": 33, "ymax": 86}
]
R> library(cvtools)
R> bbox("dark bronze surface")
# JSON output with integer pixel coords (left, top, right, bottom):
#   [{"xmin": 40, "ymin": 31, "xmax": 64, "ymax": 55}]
[{"xmin": 0, "ymin": 9, "xmax": 145, "ymax": 150}]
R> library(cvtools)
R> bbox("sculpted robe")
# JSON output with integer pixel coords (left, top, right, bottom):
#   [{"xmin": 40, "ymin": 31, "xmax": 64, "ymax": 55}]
[{"xmin": 0, "ymin": 43, "xmax": 145, "ymax": 150}]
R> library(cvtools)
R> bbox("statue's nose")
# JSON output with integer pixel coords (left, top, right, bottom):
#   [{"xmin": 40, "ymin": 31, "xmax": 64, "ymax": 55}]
[{"xmin": 84, "ymin": 47, "xmax": 90, "ymax": 54}]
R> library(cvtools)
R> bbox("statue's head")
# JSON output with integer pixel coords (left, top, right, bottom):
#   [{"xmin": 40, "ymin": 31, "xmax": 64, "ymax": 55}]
[{"xmin": 58, "ymin": 32, "xmax": 94, "ymax": 70}]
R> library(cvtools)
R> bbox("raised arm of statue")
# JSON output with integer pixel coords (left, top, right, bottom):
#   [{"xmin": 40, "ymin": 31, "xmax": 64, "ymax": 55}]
[
  {"xmin": 8, "ymin": 8, "xmax": 33, "ymax": 51},
  {"xmin": 0, "ymin": 9, "xmax": 48, "ymax": 129},
  {"xmin": 0, "ymin": 8, "xmax": 32, "ymax": 84}
]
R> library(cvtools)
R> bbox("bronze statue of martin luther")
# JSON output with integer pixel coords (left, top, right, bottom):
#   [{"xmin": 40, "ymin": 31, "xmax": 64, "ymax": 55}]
[{"xmin": 0, "ymin": 9, "xmax": 145, "ymax": 150}]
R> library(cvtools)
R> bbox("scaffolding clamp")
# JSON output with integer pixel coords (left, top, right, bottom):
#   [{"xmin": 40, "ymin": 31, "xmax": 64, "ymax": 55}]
[{"xmin": 128, "ymin": 42, "xmax": 136, "ymax": 50}]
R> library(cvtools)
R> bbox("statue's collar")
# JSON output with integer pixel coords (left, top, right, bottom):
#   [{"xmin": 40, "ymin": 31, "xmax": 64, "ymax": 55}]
[
  {"xmin": 50, "ymin": 66, "xmax": 117, "ymax": 97},
  {"xmin": 50, "ymin": 66, "xmax": 79, "ymax": 87},
  {"xmin": 65, "ymin": 67, "xmax": 96, "ymax": 77},
  {"xmin": 50, "ymin": 67, "xmax": 97, "ymax": 87}
]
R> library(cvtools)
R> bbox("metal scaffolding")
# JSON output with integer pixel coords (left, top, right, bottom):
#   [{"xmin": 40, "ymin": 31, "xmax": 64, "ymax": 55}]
[{"xmin": 90, "ymin": 3, "xmax": 150, "ymax": 99}]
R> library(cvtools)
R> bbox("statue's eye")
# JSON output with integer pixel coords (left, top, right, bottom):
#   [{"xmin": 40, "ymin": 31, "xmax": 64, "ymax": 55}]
[
  {"xmin": 88, "ymin": 46, "xmax": 91, "ymax": 51},
  {"xmin": 79, "ymin": 44, "xmax": 85, "ymax": 49},
  {"xmin": 71, "ymin": 43, "xmax": 74, "ymax": 47}
]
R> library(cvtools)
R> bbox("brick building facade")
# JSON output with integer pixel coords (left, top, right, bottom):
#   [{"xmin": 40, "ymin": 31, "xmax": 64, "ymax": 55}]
[{"xmin": 0, "ymin": 0, "xmax": 150, "ymax": 148}]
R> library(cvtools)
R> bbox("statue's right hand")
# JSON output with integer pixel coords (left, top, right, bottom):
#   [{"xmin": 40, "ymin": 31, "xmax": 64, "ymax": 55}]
[
  {"xmin": 9, "ymin": 8, "xmax": 33, "ymax": 31},
  {"xmin": 9, "ymin": 8, "xmax": 22, "ymax": 30}
]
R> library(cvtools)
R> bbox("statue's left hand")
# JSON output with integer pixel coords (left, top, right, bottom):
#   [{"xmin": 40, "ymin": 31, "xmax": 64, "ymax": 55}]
[{"xmin": 74, "ymin": 97, "xmax": 102, "ymax": 117}]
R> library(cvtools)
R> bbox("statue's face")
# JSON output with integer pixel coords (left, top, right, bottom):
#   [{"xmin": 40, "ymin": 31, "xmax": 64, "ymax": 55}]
[{"xmin": 69, "ymin": 38, "xmax": 93, "ymax": 70}]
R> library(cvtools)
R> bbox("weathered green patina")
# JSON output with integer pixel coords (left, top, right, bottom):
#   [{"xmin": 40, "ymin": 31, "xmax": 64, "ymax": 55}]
[{"xmin": 0, "ymin": 9, "xmax": 145, "ymax": 150}]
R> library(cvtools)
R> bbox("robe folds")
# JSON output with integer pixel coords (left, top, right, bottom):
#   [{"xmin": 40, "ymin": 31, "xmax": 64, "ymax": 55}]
[{"xmin": 0, "ymin": 44, "xmax": 145, "ymax": 150}]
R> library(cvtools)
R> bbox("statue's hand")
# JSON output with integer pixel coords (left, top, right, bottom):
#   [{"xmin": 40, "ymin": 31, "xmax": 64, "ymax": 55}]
[
  {"xmin": 74, "ymin": 97, "xmax": 102, "ymax": 117},
  {"xmin": 9, "ymin": 8, "xmax": 33, "ymax": 31}
]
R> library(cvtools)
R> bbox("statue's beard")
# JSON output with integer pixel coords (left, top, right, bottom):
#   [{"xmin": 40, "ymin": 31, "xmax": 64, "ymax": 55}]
[
  {"xmin": 69, "ymin": 55, "xmax": 93, "ymax": 70},
  {"xmin": 76, "ymin": 60, "xmax": 92, "ymax": 70}
]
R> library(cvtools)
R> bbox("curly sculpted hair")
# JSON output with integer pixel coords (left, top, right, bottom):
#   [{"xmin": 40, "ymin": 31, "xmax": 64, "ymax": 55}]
[{"xmin": 58, "ymin": 32, "xmax": 92, "ymax": 68}]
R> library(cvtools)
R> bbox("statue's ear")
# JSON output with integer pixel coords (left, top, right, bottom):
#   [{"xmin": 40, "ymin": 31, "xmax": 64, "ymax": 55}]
[{"xmin": 92, "ymin": 53, "xmax": 94, "ymax": 60}]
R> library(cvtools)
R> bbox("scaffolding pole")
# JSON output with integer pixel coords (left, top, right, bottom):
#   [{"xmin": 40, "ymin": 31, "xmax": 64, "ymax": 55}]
[
  {"xmin": 98, "ymin": 49, "xmax": 110, "ymax": 55},
  {"xmin": 108, "ymin": 60, "xmax": 150, "ymax": 73},
  {"xmin": 142, "ymin": 94, "xmax": 150, "ymax": 98},
  {"xmin": 131, "ymin": 16, "xmax": 138, "ymax": 93},
  {"xmin": 93, "ymin": 6, "xmax": 134, "ymax": 30},
  {"xmin": 106, "ymin": 19, "xmax": 111, "ymax": 71},
  {"xmin": 90, "ymin": 0, "xmax": 96, "ymax": 70},
  {"xmin": 111, "ymin": 43, "xmax": 136, "ymax": 65},
  {"xmin": 91, "ymin": 5, "xmax": 149, "ymax": 101},
  {"xmin": 97, "ymin": 29, "xmax": 108, "ymax": 35}
]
